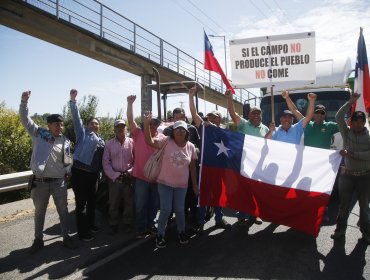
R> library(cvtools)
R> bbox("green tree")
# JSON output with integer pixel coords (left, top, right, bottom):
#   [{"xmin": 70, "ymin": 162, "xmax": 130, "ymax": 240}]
[
  {"xmin": 62, "ymin": 95, "xmax": 119, "ymax": 145},
  {"xmin": 62, "ymin": 95, "xmax": 99, "ymax": 144},
  {"xmin": 0, "ymin": 102, "xmax": 32, "ymax": 174}
]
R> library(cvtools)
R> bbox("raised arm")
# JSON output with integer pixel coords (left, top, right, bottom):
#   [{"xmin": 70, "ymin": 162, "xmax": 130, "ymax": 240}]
[
  {"xmin": 226, "ymin": 89, "xmax": 241, "ymax": 125},
  {"xmin": 265, "ymin": 122, "xmax": 275, "ymax": 139},
  {"xmin": 19, "ymin": 90, "xmax": 39, "ymax": 136},
  {"xmin": 336, "ymin": 93, "xmax": 360, "ymax": 136},
  {"xmin": 143, "ymin": 112, "xmax": 160, "ymax": 149},
  {"xmin": 127, "ymin": 95, "xmax": 138, "ymax": 132},
  {"xmin": 282, "ymin": 90, "xmax": 304, "ymax": 121},
  {"xmin": 69, "ymin": 89, "xmax": 84, "ymax": 137},
  {"xmin": 188, "ymin": 86, "xmax": 203, "ymax": 128},
  {"xmin": 302, "ymin": 92, "xmax": 317, "ymax": 128}
]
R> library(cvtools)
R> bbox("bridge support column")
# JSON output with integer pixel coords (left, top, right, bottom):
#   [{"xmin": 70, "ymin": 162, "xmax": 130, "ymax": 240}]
[{"xmin": 140, "ymin": 74, "xmax": 152, "ymax": 118}]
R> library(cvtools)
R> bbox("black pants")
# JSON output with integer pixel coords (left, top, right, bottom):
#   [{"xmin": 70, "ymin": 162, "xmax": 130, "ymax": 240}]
[{"xmin": 71, "ymin": 166, "xmax": 99, "ymax": 237}]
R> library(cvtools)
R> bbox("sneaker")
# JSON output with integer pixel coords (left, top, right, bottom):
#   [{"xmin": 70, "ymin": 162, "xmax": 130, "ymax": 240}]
[
  {"xmin": 146, "ymin": 225, "xmax": 158, "ymax": 235},
  {"xmin": 63, "ymin": 236, "xmax": 77, "ymax": 250},
  {"xmin": 90, "ymin": 225, "xmax": 100, "ymax": 233},
  {"xmin": 29, "ymin": 238, "xmax": 44, "ymax": 254},
  {"xmin": 178, "ymin": 232, "xmax": 189, "ymax": 244},
  {"xmin": 215, "ymin": 219, "xmax": 232, "ymax": 230},
  {"xmin": 79, "ymin": 233, "xmax": 94, "ymax": 242},
  {"xmin": 156, "ymin": 235, "xmax": 166, "ymax": 248},
  {"xmin": 237, "ymin": 218, "xmax": 248, "ymax": 227},
  {"xmin": 193, "ymin": 224, "xmax": 204, "ymax": 234},
  {"xmin": 330, "ymin": 231, "xmax": 345, "ymax": 239},
  {"xmin": 136, "ymin": 231, "xmax": 146, "ymax": 239},
  {"xmin": 254, "ymin": 217, "xmax": 263, "ymax": 225}
]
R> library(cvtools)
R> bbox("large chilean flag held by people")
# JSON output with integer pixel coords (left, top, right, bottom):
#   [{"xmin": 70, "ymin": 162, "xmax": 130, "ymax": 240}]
[
  {"xmin": 199, "ymin": 126, "xmax": 342, "ymax": 236},
  {"xmin": 353, "ymin": 28, "xmax": 370, "ymax": 123}
]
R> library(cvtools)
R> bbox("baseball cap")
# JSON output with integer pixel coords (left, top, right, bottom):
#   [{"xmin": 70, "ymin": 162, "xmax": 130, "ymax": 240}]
[
  {"xmin": 250, "ymin": 106, "xmax": 262, "ymax": 113},
  {"xmin": 314, "ymin": 104, "xmax": 326, "ymax": 113},
  {"xmin": 172, "ymin": 108, "xmax": 185, "ymax": 115},
  {"xmin": 351, "ymin": 111, "xmax": 366, "ymax": 122},
  {"xmin": 281, "ymin": 110, "xmax": 294, "ymax": 117},
  {"xmin": 173, "ymin": 120, "xmax": 188, "ymax": 131},
  {"xmin": 114, "ymin": 119, "xmax": 126, "ymax": 127},
  {"xmin": 207, "ymin": 110, "xmax": 222, "ymax": 118},
  {"xmin": 46, "ymin": 114, "xmax": 64, "ymax": 123}
]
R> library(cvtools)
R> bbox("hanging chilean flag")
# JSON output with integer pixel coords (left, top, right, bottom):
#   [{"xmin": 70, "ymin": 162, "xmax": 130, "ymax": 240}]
[
  {"xmin": 353, "ymin": 28, "xmax": 370, "ymax": 123},
  {"xmin": 199, "ymin": 126, "xmax": 342, "ymax": 236},
  {"xmin": 204, "ymin": 31, "xmax": 235, "ymax": 93}
]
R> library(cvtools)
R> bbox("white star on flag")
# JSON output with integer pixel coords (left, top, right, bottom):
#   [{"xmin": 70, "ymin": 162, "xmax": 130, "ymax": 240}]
[{"xmin": 214, "ymin": 140, "xmax": 230, "ymax": 157}]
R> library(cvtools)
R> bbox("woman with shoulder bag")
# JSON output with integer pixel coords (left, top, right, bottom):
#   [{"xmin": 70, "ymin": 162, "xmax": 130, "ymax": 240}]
[{"xmin": 143, "ymin": 112, "xmax": 198, "ymax": 248}]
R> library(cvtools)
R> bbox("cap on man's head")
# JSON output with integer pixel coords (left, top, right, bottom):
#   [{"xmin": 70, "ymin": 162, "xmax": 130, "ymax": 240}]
[
  {"xmin": 173, "ymin": 120, "xmax": 189, "ymax": 131},
  {"xmin": 46, "ymin": 114, "xmax": 64, "ymax": 123},
  {"xmin": 172, "ymin": 108, "xmax": 185, "ymax": 115},
  {"xmin": 114, "ymin": 119, "xmax": 126, "ymax": 127},
  {"xmin": 314, "ymin": 104, "xmax": 326, "ymax": 113},
  {"xmin": 351, "ymin": 111, "xmax": 366, "ymax": 122},
  {"xmin": 250, "ymin": 106, "xmax": 262, "ymax": 113},
  {"xmin": 207, "ymin": 110, "xmax": 222, "ymax": 119},
  {"xmin": 281, "ymin": 110, "xmax": 294, "ymax": 117}
]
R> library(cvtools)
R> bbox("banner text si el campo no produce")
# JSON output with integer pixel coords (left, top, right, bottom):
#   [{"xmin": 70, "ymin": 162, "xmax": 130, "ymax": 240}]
[{"xmin": 230, "ymin": 32, "xmax": 316, "ymax": 88}]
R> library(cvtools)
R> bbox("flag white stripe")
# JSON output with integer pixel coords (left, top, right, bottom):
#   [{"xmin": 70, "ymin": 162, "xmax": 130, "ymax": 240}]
[{"xmin": 240, "ymin": 135, "xmax": 342, "ymax": 194}]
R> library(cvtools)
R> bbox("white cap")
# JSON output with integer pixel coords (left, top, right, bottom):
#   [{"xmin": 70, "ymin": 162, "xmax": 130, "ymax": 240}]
[
  {"xmin": 173, "ymin": 120, "xmax": 188, "ymax": 131},
  {"xmin": 114, "ymin": 119, "xmax": 126, "ymax": 127}
]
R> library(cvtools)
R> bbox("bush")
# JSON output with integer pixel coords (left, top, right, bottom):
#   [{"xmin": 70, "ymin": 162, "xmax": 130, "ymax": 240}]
[{"xmin": 0, "ymin": 102, "xmax": 32, "ymax": 174}]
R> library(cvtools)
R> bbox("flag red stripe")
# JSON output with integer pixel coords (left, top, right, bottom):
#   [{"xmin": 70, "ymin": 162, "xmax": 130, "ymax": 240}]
[
  {"xmin": 363, "ymin": 64, "xmax": 370, "ymax": 113},
  {"xmin": 204, "ymin": 37, "xmax": 235, "ymax": 93},
  {"xmin": 200, "ymin": 166, "xmax": 330, "ymax": 236}
]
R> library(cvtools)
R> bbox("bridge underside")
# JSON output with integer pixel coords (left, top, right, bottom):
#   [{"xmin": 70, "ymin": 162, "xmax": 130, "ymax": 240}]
[{"xmin": 0, "ymin": 0, "xmax": 244, "ymax": 115}]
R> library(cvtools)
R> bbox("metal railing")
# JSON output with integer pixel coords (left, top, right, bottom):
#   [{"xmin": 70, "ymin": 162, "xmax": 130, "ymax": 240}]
[
  {"xmin": 0, "ymin": 170, "xmax": 32, "ymax": 193},
  {"xmin": 23, "ymin": 0, "xmax": 258, "ymax": 105}
]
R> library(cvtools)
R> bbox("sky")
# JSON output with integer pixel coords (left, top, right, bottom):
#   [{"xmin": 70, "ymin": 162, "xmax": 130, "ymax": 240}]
[{"xmin": 1, "ymin": 0, "xmax": 370, "ymax": 119}]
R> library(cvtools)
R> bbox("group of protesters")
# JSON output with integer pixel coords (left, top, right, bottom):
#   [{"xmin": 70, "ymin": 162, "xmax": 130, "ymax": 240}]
[{"xmin": 19, "ymin": 85, "xmax": 370, "ymax": 253}]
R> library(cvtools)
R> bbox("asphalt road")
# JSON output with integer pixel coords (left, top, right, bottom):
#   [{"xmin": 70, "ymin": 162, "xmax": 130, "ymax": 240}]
[{"xmin": 0, "ymin": 192, "xmax": 369, "ymax": 280}]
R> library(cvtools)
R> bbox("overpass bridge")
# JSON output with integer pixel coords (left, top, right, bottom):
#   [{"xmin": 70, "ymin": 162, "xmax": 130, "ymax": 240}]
[{"xmin": 0, "ymin": 0, "xmax": 259, "ymax": 118}]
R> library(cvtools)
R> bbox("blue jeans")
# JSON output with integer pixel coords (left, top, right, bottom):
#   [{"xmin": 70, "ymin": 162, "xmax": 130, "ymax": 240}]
[
  {"xmin": 134, "ymin": 178, "xmax": 159, "ymax": 232},
  {"xmin": 196, "ymin": 206, "xmax": 224, "ymax": 225},
  {"xmin": 157, "ymin": 183, "xmax": 187, "ymax": 236},
  {"xmin": 31, "ymin": 178, "xmax": 69, "ymax": 239}
]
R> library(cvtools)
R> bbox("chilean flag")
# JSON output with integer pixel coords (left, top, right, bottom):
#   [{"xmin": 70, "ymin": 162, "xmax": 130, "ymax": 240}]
[
  {"xmin": 204, "ymin": 31, "xmax": 235, "ymax": 93},
  {"xmin": 353, "ymin": 28, "xmax": 370, "ymax": 123},
  {"xmin": 199, "ymin": 126, "xmax": 342, "ymax": 236}
]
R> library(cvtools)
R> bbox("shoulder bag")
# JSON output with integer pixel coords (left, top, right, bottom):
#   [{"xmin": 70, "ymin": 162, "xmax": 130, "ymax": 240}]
[{"xmin": 144, "ymin": 139, "xmax": 169, "ymax": 181}]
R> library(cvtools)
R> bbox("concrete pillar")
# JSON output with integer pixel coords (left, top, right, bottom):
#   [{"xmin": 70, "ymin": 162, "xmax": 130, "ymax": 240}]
[{"xmin": 141, "ymin": 74, "xmax": 152, "ymax": 118}]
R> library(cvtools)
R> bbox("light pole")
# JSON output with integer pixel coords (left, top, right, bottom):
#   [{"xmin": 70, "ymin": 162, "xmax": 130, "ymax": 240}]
[
  {"xmin": 209, "ymin": 34, "xmax": 228, "ymax": 112},
  {"xmin": 208, "ymin": 34, "xmax": 227, "ymax": 77}
]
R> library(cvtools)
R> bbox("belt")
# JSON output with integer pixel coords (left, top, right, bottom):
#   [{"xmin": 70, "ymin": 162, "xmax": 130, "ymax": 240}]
[
  {"xmin": 342, "ymin": 167, "xmax": 370, "ymax": 177},
  {"xmin": 72, "ymin": 165, "xmax": 96, "ymax": 173},
  {"xmin": 34, "ymin": 177, "xmax": 63, "ymax": 182}
]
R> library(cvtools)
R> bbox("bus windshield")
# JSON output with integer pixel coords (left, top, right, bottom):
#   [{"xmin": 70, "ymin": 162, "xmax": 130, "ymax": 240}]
[{"xmin": 260, "ymin": 91, "xmax": 350, "ymax": 126}]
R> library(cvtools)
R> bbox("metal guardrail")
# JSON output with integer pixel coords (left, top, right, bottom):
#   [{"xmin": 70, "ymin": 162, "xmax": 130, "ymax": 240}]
[
  {"xmin": 23, "ymin": 0, "xmax": 258, "ymax": 105},
  {"xmin": 0, "ymin": 171, "xmax": 32, "ymax": 193}
]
